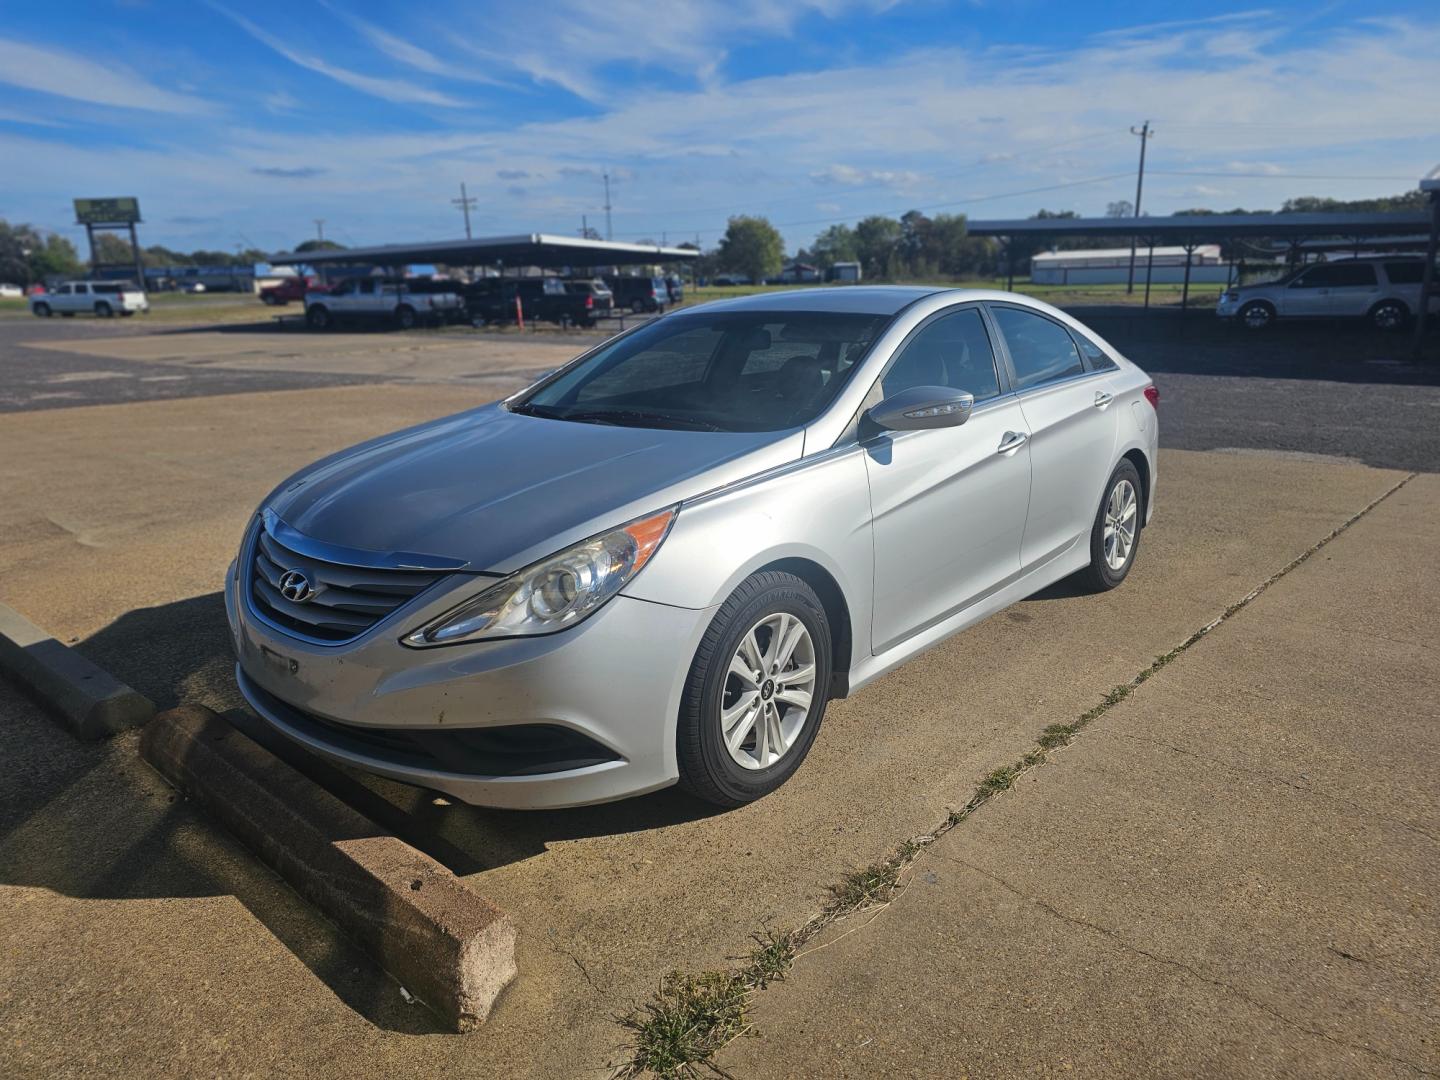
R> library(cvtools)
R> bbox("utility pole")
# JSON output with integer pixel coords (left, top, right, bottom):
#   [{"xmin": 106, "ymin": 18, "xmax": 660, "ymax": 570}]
[
  {"xmin": 1125, "ymin": 121, "xmax": 1153, "ymax": 295},
  {"xmin": 313, "ymin": 219, "xmax": 326, "ymax": 243},
  {"xmin": 602, "ymin": 171, "xmax": 613, "ymax": 241},
  {"xmin": 451, "ymin": 182, "xmax": 476, "ymax": 239}
]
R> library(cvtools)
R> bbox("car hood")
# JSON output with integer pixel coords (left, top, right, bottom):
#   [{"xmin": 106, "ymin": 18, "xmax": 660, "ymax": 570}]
[{"xmin": 265, "ymin": 403, "xmax": 803, "ymax": 574}]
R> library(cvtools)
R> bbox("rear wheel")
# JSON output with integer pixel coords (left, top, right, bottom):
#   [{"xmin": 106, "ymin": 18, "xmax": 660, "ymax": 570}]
[
  {"xmin": 1075, "ymin": 460, "xmax": 1143, "ymax": 592},
  {"xmin": 33, "ymin": 302, "xmax": 50, "ymax": 317},
  {"xmin": 395, "ymin": 304, "xmax": 417, "ymax": 330},
  {"xmin": 1369, "ymin": 299, "xmax": 1409, "ymax": 332},
  {"xmin": 677, "ymin": 572, "xmax": 832, "ymax": 807},
  {"xmin": 630, "ymin": 299, "xmax": 645, "ymax": 314},
  {"xmin": 306, "ymin": 305, "xmax": 331, "ymax": 330},
  {"xmin": 1239, "ymin": 300, "xmax": 1274, "ymax": 330},
  {"xmin": 261, "ymin": 293, "xmax": 278, "ymax": 306},
  {"xmin": 94, "ymin": 301, "xmax": 113, "ymax": 318}
]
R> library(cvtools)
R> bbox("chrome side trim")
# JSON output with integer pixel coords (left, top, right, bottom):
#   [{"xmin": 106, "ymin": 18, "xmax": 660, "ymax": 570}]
[{"xmin": 261, "ymin": 507, "xmax": 471, "ymax": 571}]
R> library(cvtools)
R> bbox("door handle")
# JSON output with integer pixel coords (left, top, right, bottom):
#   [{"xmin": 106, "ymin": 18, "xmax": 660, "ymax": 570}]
[
  {"xmin": 996, "ymin": 431, "xmax": 1029, "ymax": 455},
  {"xmin": 1093, "ymin": 391, "xmax": 1114, "ymax": 409}
]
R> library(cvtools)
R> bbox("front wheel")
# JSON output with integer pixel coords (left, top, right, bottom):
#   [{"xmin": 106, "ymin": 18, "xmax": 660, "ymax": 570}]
[
  {"xmin": 1075, "ymin": 460, "xmax": 1143, "ymax": 592},
  {"xmin": 306, "ymin": 305, "xmax": 331, "ymax": 330},
  {"xmin": 677, "ymin": 571, "xmax": 832, "ymax": 807},
  {"xmin": 1238, "ymin": 300, "xmax": 1274, "ymax": 331}
]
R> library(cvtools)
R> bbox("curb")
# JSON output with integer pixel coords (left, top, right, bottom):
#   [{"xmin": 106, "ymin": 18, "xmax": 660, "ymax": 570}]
[
  {"xmin": 140, "ymin": 705, "xmax": 516, "ymax": 1031},
  {"xmin": 0, "ymin": 602, "xmax": 155, "ymax": 740}
]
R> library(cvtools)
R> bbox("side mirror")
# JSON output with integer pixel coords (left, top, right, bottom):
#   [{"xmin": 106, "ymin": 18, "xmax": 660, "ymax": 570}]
[{"xmin": 865, "ymin": 386, "xmax": 974, "ymax": 432}]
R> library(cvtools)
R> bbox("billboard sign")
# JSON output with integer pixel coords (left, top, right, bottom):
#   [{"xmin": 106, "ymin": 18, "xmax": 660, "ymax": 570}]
[{"xmin": 74, "ymin": 197, "xmax": 142, "ymax": 225}]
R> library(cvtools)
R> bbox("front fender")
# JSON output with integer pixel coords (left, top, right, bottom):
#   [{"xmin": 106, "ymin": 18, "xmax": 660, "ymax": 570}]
[{"xmin": 623, "ymin": 446, "xmax": 874, "ymax": 664}]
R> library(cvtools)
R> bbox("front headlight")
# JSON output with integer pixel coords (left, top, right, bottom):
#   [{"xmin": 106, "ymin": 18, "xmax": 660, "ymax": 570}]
[{"xmin": 401, "ymin": 507, "xmax": 677, "ymax": 647}]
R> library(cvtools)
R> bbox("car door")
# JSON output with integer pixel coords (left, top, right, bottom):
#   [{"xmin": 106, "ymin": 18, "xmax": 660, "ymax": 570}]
[
  {"xmin": 60, "ymin": 284, "xmax": 86, "ymax": 314},
  {"xmin": 988, "ymin": 303, "xmax": 1120, "ymax": 572},
  {"xmin": 1282, "ymin": 263, "xmax": 1380, "ymax": 317},
  {"xmin": 863, "ymin": 305, "xmax": 1032, "ymax": 653}
]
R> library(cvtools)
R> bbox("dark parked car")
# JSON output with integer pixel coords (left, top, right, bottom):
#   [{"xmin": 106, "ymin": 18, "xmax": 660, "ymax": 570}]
[
  {"xmin": 466, "ymin": 277, "xmax": 605, "ymax": 327},
  {"xmin": 604, "ymin": 275, "xmax": 668, "ymax": 314},
  {"xmin": 564, "ymin": 278, "xmax": 615, "ymax": 319},
  {"xmin": 664, "ymin": 274, "xmax": 684, "ymax": 304}
]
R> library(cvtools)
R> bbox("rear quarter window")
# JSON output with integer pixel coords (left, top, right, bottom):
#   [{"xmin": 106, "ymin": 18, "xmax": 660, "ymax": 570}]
[{"xmin": 1384, "ymin": 262, "xmax": 1424, "ymax": 285}]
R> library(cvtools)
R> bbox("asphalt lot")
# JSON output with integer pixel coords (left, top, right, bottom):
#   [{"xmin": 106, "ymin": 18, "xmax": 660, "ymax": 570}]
[
  {"xmin": 3, "ymin": 306, "xmax": 1439, "ymax": 470},
  {"xmin": 1, "ymin": 305, "xmax": 1437, "ymax": 1077}
]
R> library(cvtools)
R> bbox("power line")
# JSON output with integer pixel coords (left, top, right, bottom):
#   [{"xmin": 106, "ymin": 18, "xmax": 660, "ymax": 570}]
[{"xmin": 1149, "ymin": 169, "xmax": 1418, "ymax": 181}]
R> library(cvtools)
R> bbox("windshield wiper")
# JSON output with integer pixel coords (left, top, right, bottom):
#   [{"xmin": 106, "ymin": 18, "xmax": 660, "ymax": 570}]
[{"xmin": 513, "ymin": 404, "xmax": 726, "ymax": 431}]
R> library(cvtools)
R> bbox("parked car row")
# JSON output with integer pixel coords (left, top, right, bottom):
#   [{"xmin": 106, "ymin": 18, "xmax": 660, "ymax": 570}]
[{"xmin": 296, "ymin": 274, "xmax": 685, "ymax": 330}]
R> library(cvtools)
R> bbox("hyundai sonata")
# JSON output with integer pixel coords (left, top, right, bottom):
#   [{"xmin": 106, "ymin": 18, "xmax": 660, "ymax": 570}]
[{"xmin": 226, "ymin": 287, "xmax": 1157, "ymax": 808}]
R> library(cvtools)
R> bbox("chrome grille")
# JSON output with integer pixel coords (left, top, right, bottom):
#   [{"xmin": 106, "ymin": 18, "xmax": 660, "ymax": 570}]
[{"xmin": 248, "ymin": 522, "xmax": 444, "ymax": 643}]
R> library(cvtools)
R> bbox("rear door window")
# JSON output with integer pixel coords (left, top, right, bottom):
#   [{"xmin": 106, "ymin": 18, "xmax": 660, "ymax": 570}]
[
  {"xmin": 1293, "ymin": 263, "xmax": 1377, "ymax": 288},
  {"xmin": 990, "ymin": 306, "xmax": 1086, "ymax": 391},
  {"xmin": 1384, "ymin": 262, "xmax": 1424, "ymax": 285}
]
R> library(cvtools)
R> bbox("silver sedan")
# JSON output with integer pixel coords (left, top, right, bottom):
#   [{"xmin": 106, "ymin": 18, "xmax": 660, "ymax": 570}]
[{"xmin": 226, "ymin": 287, "xmax": 1158, "ymax": 808}]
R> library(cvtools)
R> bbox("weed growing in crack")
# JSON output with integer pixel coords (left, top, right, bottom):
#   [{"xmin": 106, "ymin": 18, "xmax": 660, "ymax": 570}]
[
  {"xmin": 616, "ymin": 971, "xmax": 749, "ymax": 1079},
  {"xmin": 828, "ymin": 860, "xmax": 901, "ymax": 912},
  {"xmin": 746, "ymin": 928, "xmax": 797, "ymax": 988}
]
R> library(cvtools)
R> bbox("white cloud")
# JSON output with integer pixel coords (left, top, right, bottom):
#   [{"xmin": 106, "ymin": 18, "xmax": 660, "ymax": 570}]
[
  {"xmin": 315, "ymin": 1, "xmax": 512, "ymax": 87},
  {"xmin": 0, "ymin": 37, "xmax": 213, "ymax": 114},
  {"xmin": 207, "ymin": 3, "xmax": 466, "ymax": 108},
  {"xmin": 810, "ymin": 164, "xmax": 924, "ymax": 188}
]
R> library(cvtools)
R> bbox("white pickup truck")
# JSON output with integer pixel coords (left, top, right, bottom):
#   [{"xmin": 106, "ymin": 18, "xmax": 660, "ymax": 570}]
[
  {"xmin": 32, "ymin": 280, "xmax": 149, "ymax": 318},
  {"xmin": 304, "ymin": 278, "xmax": 463, "ymax": 330}
]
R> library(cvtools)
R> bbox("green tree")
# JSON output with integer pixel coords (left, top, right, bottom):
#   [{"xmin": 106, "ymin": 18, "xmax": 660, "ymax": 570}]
[
  {"xmin": 810, "ymin": 223, "xmax": 857, "ymax": 269},
  {"xmin": 716, "ymin": 215, "xmax": 783, "ymax": 283},
  {"xmin": 295, "ymin": 238, "xmax": 346, "ymax": 253},
  {"xmin": 0, "ymin": 221, "xmax": 85, "ymax": 283},
  {"xmin": 853, "ymin": 215, "xmax": 901, "ymax": 279},
  {"xmin": 91, "ymin": 232, "xmax": 137, "ymax": 266}
]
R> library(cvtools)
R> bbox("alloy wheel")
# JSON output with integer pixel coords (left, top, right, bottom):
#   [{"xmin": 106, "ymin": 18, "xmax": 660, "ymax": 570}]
[
  {"xmin": 719, "ymin": 611, "xmax": 817, "ymax": 770},
  {"xmin": 1241, "ymin": 303, "xmax": 1272, "ymax": 329},
  {"xmin": 1104, "ymin": 478, "xmax": 1138, "ymax": 571}
]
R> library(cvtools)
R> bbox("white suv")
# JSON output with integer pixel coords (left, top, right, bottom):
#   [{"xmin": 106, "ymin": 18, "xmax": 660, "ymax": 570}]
[
  {"xmin": 32, "ymin": 281, "xmax": 149, "ymax": 318},
  {"xmin": 1216, "ymin": 257, "xmax": 1435, "ymax": 331}
]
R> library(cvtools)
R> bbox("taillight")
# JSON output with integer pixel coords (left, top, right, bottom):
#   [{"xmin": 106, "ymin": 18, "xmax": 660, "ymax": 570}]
[
  {"xmin": 1144, "ymin": 385, "xmax": 1159, "ymax": 409},
  {"xmin": 585, "ymin": 295, "xmax": 594, "ymax": 309}
]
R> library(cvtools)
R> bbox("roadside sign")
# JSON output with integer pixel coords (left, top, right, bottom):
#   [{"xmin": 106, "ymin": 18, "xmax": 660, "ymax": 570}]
[{"xmin": 74, "ymin": 197, "xmax": 142, "ymax": 225}]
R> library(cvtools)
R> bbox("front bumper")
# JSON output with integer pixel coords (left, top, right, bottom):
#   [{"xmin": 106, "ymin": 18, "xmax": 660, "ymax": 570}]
[
  {"xmin": 1215, "ymin": 295, "xmax": 1241, "ymax": 318},
  {"xmin": 225, "ymin": 557, "xmax": 715, "ymax": 808}
]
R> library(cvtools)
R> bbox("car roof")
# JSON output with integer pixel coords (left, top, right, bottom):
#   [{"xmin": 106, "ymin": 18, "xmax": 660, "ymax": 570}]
[{"xmin": 693, "ymin": 285, "xmax": 948, "ymax": 316}]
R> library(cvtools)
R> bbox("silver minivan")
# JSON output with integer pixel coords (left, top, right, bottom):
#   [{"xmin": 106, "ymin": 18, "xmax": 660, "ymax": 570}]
[{"xmin": 1216, "ymin": 256, "xmax": 1435, "ymax": 331}]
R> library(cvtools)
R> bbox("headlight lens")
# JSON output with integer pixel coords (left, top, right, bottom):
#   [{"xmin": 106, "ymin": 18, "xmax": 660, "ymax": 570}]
[{"xmin": 401, "ymin": 507, "xmax": 676, "ymax": 647}]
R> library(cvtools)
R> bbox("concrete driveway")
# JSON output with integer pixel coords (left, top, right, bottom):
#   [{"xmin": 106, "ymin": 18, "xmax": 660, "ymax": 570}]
[{"xmin": 0, "ymin": 365, "xmax": 1425, "ymax": 1077}]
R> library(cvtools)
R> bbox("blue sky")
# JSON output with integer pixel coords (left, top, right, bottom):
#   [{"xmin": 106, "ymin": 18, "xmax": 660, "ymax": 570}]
[{"xmin": 2, "ymin": 1, "xmax": 1437, "ymax": 256}]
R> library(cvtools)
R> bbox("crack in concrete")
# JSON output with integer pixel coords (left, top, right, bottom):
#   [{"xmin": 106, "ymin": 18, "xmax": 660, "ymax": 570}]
[
  {"xmin": 938, "ymin": 854, "xmax": 1437, "ymax": 1078},
  {"xmin": 1091, "ymin": 727, "xmax": 1440, "ymax": 846}
]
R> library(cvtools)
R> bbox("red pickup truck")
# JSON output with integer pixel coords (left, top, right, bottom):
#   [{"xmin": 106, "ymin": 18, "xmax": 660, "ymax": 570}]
[{"xmin": 260, "ymin": 276, "xmax": 327, "ymax": 305}]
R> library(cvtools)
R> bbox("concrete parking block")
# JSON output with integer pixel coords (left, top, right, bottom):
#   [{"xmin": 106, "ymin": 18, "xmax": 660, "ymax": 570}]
[
  {"xmin": 0, "ymin": 601, "xmax": 153, "ymax": 739},
  {"xmin": 139, "ymin": 704, "xmax": 516, "ymax": 1031}
]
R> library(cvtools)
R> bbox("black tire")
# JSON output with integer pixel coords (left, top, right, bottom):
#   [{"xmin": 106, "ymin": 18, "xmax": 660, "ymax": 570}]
[
  {"xmin": 261, "ymin": 293, "xmax": 277, "ymax": 306},
  {"xmin": 306, "ymin": 305, "xmax": 331, "ymax": 330},
  {"xmin": 677, "ymin": 571, "xmax": 833, "ymax": 807},
  {"xmin": 1369, "ymin": 298, "xmax": 1409, "ymax": 332},
  {"xmin": 630, "ymin": 299, "xmax": 645, "ymax": 314},
  {"xmin": 395, "ymin": 304, "xmax": 417, "ymax": 330},
  {"xmin": 95, "ymin": 302, "xmax": 112, "ymax": 318},
  {"xmin": 1238, "ymin": 300, "xmax": 1274, "ymax": 331},
  {"xmin": 33, "ymin": 302, "xmax": 50, "ymax": 317},
  {"xmin": 1074, "ymin": 459, "xmax": 1144, "ymax": 593}
]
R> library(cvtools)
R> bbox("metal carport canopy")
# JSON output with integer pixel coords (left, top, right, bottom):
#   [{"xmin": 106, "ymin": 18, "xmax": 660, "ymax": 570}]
[
  {"xmin": 268, "ymin": 233, "xmax": 699, "ymax": 269},
  {"xmin": 966, "ymin": 211, "xmax": 1432, "ymax": 240}
]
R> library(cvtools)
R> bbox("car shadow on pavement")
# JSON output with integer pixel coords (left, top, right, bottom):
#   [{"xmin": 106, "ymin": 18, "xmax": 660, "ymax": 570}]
[{"xmin": 0, "ymin": 677, "xmax": 445, "ymax": 1035}]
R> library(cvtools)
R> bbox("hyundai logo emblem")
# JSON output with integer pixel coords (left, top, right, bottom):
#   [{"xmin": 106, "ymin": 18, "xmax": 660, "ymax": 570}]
[{"xmin": 278, "ymin": 569, "xmax": 315, "ymax": 603}]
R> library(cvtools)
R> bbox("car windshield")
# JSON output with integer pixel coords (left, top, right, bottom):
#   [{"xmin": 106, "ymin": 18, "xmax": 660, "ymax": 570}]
[{"xmin": 512, "ymin": 310, "xmax": 890, "ymax": 432}]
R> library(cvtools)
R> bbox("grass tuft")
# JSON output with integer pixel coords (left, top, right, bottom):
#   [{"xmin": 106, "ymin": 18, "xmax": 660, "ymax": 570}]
[
  {"xmin": 978, "ymin": 765, "xmax": 1019, "ymax": 795},
  {"xmin": 746, "ymin": 928, "xmax": 797, "ymax": 988},
  {"xmin": 1037, "ymin": 723, "xmax": 1076, "ymax": 749},
  {"xmin": 617, "ymin": 971, "xmax": 749, "ymax": 1078},
  {"xmin": 828, "ymin": 860, "xmax": 901, "ymax": 912}
]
